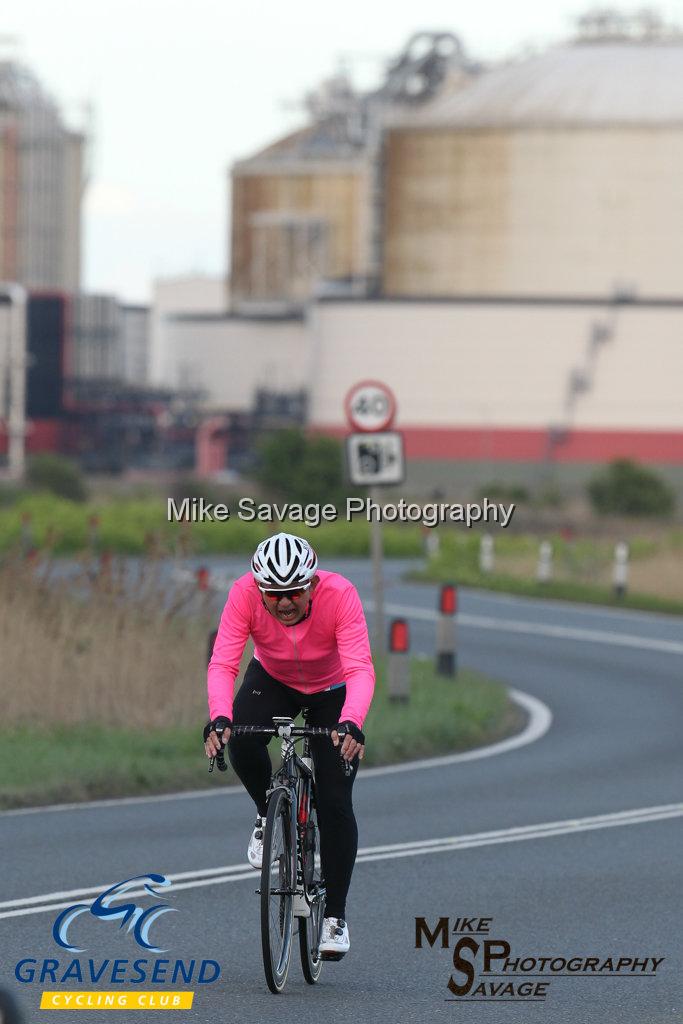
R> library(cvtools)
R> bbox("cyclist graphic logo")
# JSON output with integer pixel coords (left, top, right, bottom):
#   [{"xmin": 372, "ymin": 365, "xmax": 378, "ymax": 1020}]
[{"xmin": 53, "ymin": 873, "xmax": 176, "ymax": 954}]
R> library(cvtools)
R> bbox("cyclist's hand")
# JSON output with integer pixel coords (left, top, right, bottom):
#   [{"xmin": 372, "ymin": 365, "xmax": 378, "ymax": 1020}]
[
  {"xmin": 203, "ymin": 717, "xmax": 232, "ymax": 758},
  {"xmin": 332, "ymin": 721, "xmax": 365, "ymax": 763},
  {"xmin": 204, "ymin": 729, "xmax": 231, "ymax": 758}
]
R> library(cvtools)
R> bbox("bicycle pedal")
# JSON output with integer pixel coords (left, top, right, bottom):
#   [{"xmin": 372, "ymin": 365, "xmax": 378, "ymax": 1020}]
[
  {"xmin": 293, "ymin": 893, "xmax": 311, "ymax": 918},
  {"xmin": 320, "ymin": 950, "xmax": 346, "ymax": 962}
]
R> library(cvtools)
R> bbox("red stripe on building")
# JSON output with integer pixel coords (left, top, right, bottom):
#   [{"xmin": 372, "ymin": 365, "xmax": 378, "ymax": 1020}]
[{"xmin": 318, "ymin": 426, "xmax": 683, "ymax": 463}]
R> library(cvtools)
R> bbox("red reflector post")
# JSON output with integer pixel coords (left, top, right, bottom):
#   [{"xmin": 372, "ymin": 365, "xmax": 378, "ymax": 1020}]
[
  {"xmin": 439, "ymin": 583, "xmax": 457, "ymax": 616},
  {"xmin": 389, "ymin": 618, "xmax": 409, "ymax": 654},
  {"xmin": 388, "ymin": 618, "xmax": 410, "ymax": 702},
  {"xmin": 197, "ymin": 566, "xmax": 210, "ymax": 591}
]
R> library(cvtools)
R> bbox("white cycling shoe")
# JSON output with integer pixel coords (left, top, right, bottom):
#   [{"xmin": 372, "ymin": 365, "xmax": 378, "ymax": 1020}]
[
  {"xmin": 247, "ymin": 816, "xmax": 265, "ymax": 869},
  {"xmin": 319, "ymin": 917, "xmax": 350, "ymax": 960}
]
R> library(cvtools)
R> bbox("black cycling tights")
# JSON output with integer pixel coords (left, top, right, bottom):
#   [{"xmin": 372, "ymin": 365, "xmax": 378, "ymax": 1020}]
[{"xmin": 228, "ymin": 658, "xmax": 359, "ymax": 921}]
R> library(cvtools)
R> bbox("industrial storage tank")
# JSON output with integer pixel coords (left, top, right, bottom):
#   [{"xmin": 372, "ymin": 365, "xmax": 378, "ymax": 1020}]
[
  {"xmin": 230, "ymin": 79, "xmax": 371, "ymax": 308},
  {"xmin": 229, "ymin": 33, "xmax": 474, "ymax": 308},
  {"xmin": 382, "ymin": 17, "xmax": 683, "ymax": 299}
]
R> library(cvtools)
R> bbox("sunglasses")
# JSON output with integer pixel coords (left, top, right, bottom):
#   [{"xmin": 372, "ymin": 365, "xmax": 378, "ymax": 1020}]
[{"xmin": 260, "ymin": 586, "xmax": 309, "ymax": 602}]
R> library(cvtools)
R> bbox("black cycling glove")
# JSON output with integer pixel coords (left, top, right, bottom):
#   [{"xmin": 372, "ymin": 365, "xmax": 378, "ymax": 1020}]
[
  {"xmin": 203, "ymin": 716, "xmax": 232, "ymax": 744},
  {"xmin": 336, "ymin": 720, "xmax": 365, "ymax": 744}
]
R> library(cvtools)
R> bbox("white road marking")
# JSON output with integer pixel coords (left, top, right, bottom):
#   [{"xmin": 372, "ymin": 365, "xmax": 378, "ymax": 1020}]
[
  {"xmin": 0, "ymin": 787, "xmax": 237, "ymax": 818},
  {"xmin": 0, "ymin": 690, "xmax": 552, "ymax": 816},
  {"xmin": 3, "ymin": 803, "xmax": 681, "ymax": 921},
  {"xmin": 0, "ymin": 864, "xmax": 253, "ymax": 910},
  {"xmin": 360, "ymin": 689, "xmax": 551, "ymax": 777},
  {"xmin": 379, "ymin": 602, "xmax": 683, "ymax": 655}
]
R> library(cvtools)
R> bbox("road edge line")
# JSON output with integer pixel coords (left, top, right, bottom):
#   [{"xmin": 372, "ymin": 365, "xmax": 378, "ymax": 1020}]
[{"xmin": 0, "ymin": 689, "xmax": 551, "ymax": 817}]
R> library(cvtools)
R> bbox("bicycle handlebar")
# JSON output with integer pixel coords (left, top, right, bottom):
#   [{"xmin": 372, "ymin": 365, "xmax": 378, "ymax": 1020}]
[
  {"xmin": 208, "ymin": 722, "xmax": 354, "ymax": 775},
  {"xmin": 231, "ymin": 724, "xmax": 337, "ymax": 737}
]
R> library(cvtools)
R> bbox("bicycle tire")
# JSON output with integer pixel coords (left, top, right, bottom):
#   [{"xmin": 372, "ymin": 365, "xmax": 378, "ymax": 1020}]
[
  {"xmin": 260, "ymin": 787, "xmax": 296, "ymax": 994},
  {"xmin": 298, "ymin": 799, "xmax": 324, "ymax": 984}
]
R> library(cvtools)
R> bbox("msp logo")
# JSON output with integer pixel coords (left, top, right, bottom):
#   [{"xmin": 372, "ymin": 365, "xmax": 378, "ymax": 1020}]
[
  {"xmin": 415, "ymin": 915, "xmax": 666, "ymax": 1004},
  {"xmin": 53, "ymin": 873, "xmax": 176, "ymax": 953}
]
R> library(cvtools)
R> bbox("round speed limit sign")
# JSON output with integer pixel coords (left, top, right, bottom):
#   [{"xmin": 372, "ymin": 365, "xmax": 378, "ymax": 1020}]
[{"xmin": 344, "ymin": 380, "xmax": 397, "ymax": 432}]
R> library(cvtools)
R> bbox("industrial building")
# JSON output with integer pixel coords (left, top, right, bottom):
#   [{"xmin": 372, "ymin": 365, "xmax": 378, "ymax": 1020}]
[
  {"xmin": 229, "ymin": 31, "xmax": 474, "ymax": 310},
  {"xmin": 381, "ymin": 37, "xmax": 683, "ymax": 299},
  {"xmin": 0, "ymin": 59, "xmax": 165, "ymax": 475},
  {"xmin": 156, "ymin": 16, "xmax": 683, "ymax": 494},
  {"xmin": 72, "ymin": 295, "xmax": 150, "ymax": 386},
  {"xmin": 5, "ymin": 20, "xmax": 683, "ymax": 491},
  {"xmin": 0, "ymin": 60, "xmax": 84, "ymax": 292}
]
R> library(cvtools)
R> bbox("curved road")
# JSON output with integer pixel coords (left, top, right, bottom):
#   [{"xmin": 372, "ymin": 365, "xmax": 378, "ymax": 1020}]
[{"xmin": 1, "ymin": 559, "xmax": 682, "ymax": 1023}]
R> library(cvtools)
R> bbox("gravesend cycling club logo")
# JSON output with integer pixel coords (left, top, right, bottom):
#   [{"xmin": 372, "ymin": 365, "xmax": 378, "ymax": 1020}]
[
  {"xmin": 415, "ymin": 915, "xmax": 666, "ymax": 1004},
  {"xmin": 53, "ymin": 873, "xmax": 175, "ymax": 953},
  {"xmin": 14, "ymin": 872, "xmax": 221, "ymax": 1012}
]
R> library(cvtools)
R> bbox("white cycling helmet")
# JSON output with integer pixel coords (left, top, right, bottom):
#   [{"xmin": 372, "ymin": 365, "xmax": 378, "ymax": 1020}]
[{"xmin": 251, "ymin": 533, "xmax": 318, "ymax": 589}]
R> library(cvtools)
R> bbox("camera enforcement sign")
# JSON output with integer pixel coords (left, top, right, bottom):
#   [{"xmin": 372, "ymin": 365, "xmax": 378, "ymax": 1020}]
[{"xmin": 346, "ymin": 431, "xmax": 405, "ymax": 486}]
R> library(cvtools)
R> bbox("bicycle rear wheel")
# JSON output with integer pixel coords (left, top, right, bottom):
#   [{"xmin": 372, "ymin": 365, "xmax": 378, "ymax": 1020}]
[
  {"xmin": 298, "ymin": 801, "xmax": 324, "ymax": 983},
  {"xmin": 260, "ymin": 788, "xmax": 296, "ymax": 994}
]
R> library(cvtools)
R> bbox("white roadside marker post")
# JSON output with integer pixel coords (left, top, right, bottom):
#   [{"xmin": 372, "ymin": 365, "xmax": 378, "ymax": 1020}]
[
  {"xmin": 480, "ymin": 534, "xmax": 494, "ymax": 574},
  {"xmin": 613, "ymin": 541, "xmax": 629, "ymax": 599},
  {"xmin": 424, "ymin": 528, "xmax": 440, "ymax": 558},
  {"xmin": 537, "ymin": 540, "xmax": 553, "ymax": 583}
]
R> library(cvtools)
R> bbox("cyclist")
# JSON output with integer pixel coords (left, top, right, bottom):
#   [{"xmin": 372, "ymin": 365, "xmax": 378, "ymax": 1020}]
[{"xmin": 204, "ymin": 532, "xmax": 375, "ymax": 958}]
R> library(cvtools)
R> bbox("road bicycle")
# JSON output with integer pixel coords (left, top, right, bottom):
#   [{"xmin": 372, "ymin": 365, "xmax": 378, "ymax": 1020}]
[{"xmin": 212, "ymin": 716, "xmax": 352, "ymax": 993}]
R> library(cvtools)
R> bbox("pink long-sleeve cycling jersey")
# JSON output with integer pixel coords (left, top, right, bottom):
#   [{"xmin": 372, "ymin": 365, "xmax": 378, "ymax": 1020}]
[{"xmin": 207, "ymin": 570, "xmax": 375, "ymax": 729}]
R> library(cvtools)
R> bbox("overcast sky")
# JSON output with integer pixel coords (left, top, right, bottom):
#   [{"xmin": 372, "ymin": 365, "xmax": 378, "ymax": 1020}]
[{"xmin": 5, "ymin": 0, "xmax": 683, "ymax": 302}]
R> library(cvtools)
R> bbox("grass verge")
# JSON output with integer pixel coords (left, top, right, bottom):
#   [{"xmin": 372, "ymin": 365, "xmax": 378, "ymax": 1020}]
[
  {"xmin": 413, "ymin": 563, "xmax": 683, "ymax": 616},
  {"xmin": 0, "ymin": 494, "xmax": 424, "ymax": 557},
  {"xmin": 0, "ymin": 660, "xmax": 521, "ymax": 809}
]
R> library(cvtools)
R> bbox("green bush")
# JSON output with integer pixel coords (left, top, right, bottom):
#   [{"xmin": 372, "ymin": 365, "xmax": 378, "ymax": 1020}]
[
  {"xmin": 26, "ymin": 454, "xmax": 88, "ymax": 503},
  {"xmin": 533, "ymin": 484, "xmax": 564, "ymax": 509},
  {"xmin": 0, "ymin": 483, "xmax": 26, "ymax": 507},
  {"xmin": 255, "ymin": 428, "xmax": 355, "ymax": 508},
  {"xmin": 588, "ymin": 459, "xmax": 675, "ymax": 517}
]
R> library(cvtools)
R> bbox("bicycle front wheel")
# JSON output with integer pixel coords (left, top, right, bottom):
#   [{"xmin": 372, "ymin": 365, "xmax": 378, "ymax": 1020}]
[
  {"xmin": 260, "ymin": 787, "xmax": 296, "ymax": 994},
  {"xmin": 298, "ymin": 800, "xmax": 324, "ymax": 985}
]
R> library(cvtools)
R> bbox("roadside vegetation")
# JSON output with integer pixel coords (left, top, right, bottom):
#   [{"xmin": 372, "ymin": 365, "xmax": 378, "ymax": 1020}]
[
  {"xmin": 416, "ymin": 460, "xmax": 683, "ymax": 612},
  {"xmin": 1, "ymin": 454, "xmax": 682, "ymax": 615},
  {"xmin": 0, "ymin": 556, "xmax": 518, "ymax": 809},
  {"xmin": 415, "ymin": 529, "xmax": 683, "ymax": 614},
  {"xmin": 0, "ymin": 493, "xmax": 424, "ymax": 557},
  {"xmin": 2, "ymin": 491, "xmax": 683, "ymax": 612},
  {"xmin": 587, "ymin": 459, "xmax": 675, "ymax": 518}
]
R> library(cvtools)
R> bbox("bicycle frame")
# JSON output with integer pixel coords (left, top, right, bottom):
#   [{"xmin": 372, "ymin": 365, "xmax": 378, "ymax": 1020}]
[{"xmin": 266, "ymin": 718, "xmax": 324, "ymax": 912}]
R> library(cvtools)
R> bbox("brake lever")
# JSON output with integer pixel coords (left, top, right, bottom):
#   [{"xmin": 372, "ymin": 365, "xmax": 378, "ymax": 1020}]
[
  {"xmin": 335, "ymin": 727, "xmax": 354, "ymax": 777},
  {"xmin": 208, "ymin": 728, "xmax": 228, "ymax": 773}
]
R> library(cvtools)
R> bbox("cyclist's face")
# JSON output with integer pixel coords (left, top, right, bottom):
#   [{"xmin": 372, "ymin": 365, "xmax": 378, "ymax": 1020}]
[{"xmin": 260, "ymin": 579, "xmax": 316, "ymax": 624}]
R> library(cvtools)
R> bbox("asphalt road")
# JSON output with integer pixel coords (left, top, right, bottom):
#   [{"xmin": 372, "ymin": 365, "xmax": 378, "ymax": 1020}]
[{"xmin": 2, "ymin": 558, "xmax": 682, "ymax": 1023}]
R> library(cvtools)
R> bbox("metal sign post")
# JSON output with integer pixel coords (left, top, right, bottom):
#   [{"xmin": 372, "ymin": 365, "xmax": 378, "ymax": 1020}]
[
  {"xmin": 0, "ymin": 284, "xmax": 27, "ymax": 480},
  {"xmin": 344, "ymin": 382, "xmax": 403, "ymax": 658},
  {"xmin": 369, "ymin": 484, "xmax": 385, "ymax": 656}
]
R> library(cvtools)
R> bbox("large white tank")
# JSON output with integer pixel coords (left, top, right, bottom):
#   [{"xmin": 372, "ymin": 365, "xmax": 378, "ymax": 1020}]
[{"xmin": 383, "ymin": 39, "xmax": 683, "ymax": 299}]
